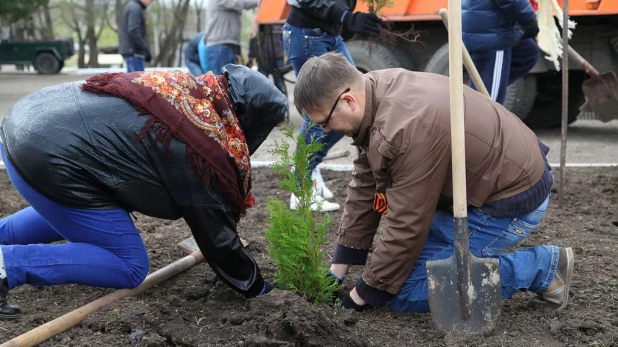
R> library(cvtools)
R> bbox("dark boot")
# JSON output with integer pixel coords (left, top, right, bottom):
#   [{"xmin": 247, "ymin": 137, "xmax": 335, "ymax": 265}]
[{"xmin": 0, "ymin": 277, "xmax": 20, "ymax": 320}]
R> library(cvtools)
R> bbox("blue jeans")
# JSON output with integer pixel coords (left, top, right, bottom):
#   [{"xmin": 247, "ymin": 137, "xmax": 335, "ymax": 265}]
[
  {"xmin": 388, "ymin": 195, "xmax": 558, "ymax": 312},
  {"xmin": 185, "ymin": 59, "xmax": 204, "ymax": 76},
  {"xmin": 283, "ymin": 23, "xmax": 355, "ymax": 174},
  {"xmin": 207, "ymin": 44, "xmax": 237, "ymax": 75},
  {"xmin": 123, "ymin": 55, "xmax": 145, "ymax": 72},
  {"xmin": 470, "ymin": 38, "xmax": 539, "ymax": 104},
  {"xmin": 0, "ymin": 143, "xmax": 149, "ymax": 290}
]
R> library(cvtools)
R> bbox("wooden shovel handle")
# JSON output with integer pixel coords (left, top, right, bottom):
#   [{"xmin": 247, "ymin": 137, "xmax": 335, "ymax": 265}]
[
  {"xmin": 1, "ymin": 253, "xmax": 203, "ymax": 347},
  {"xmin": 439, "ymin": 8, "xmax": 491, "ymax": 98},
  {"xmin": 567, "ymin": 45, "xmax": 601, "ymax": 78},
  {"xmin": 446, "ymin": 4, "xmax": 468, "ymax": 219}
]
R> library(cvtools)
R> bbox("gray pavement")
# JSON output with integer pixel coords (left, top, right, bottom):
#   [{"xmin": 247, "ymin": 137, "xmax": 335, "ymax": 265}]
[{"xmin": 1, "ymin": 69, "xmax": 616, "ymax": 169}]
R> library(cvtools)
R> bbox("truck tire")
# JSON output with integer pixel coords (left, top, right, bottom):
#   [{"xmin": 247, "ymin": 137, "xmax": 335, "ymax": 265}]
[
  {"xmin": 346, "ymin": 40, "xmax": 406, "ymax": 73},
  {"xmin": 524, "ymin": 72, "xmax": 586, "ymax": 128},
  {"xmin": 387, "ymin": 45, "xmax": 417, "ymax": 71},
  {"xmin": 503, "ymin": 75, "xmax": 537, "ymax": 121},
  {"xmin": 34, "ymin": 52, "xmax": 61, "ymax": 74},
  {"xmin": 425, "ymin": 43, "xmax": 535, "ymax": 121}
]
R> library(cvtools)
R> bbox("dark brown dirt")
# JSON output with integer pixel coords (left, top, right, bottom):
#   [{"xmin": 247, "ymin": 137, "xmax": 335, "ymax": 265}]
[{"xmin": 1, "ymin": 167, "xmax": 617, "ymax": 346}]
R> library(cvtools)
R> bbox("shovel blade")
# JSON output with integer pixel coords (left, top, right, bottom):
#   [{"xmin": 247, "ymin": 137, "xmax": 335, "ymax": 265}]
[
  {"xmin": 582, "ymin": 72, "xmax": 618, "ymax": 122},
  {"xmin": 426, "ymin": 253, "xmax": 501, "ymax": 335}
]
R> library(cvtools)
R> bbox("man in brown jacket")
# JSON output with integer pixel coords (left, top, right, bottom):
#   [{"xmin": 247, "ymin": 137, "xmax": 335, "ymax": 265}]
[{"xmin": 293, "ymin": 52, "xmax": 574, "ymax": 312}]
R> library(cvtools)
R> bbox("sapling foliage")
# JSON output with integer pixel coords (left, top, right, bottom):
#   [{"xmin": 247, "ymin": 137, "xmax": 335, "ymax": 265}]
[{"xmin": 265, "ymin": 125, "xmax": 340, "ymax": 304}]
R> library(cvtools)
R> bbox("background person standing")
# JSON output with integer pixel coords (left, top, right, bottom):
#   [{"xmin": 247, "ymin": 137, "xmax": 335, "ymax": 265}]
[
  {"xmin": 462, "ymin": 0, "xmax": 540, "ymax": 104},
  {"xmin": 118, "ymin": 0, "xmax": 153, "ymax": 72},
  {"xmin": 204, "ymin": 0, "xmax": 260, "ymax": 74},
  {"xmin": 283, "ymin": 0, "xmax": 382, "ymax": 212}
]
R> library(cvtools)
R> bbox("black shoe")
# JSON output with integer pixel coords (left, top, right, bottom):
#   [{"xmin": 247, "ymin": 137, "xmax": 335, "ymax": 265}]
[{"xmin": 0, "ymin": 278, "xmax": 20, "ymax": 320}]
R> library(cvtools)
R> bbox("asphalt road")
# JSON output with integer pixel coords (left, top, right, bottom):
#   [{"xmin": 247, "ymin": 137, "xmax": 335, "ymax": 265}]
[{"xmin": 1, "ymin": 70, "xmax": 617, "ymax": 166}]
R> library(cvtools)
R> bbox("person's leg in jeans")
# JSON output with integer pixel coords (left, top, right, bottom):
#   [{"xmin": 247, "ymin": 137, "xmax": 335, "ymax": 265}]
[
  {"xmin": 470, "ymin": 48, "xmax": 513, "ymax": 104},
  {"xmin": 0, "ymin": 207, "xmax": 62, "ymax": 246},
  {"xmin": 508, "ymin": 38, "xmax": 540, "ymax": 85},
  {"xmin": 283, "ymin": 24, "xmax": 354, "ymax": 181},
  {"xmin": 207, "ymin": 44, "xmax": 237, "ymax": 75},
  {"xmin": 123, "ymin": 55, "xmax": 137, "ymax": 72},
  {"xmin": 133, "ymin": 56, "xmax": 145, "ymax": 72},
  {"xmin": 0, "ymin": 144, "xmax": 149, "ymax": 291},
  {"xmin": 389, "ymin": 195, "xmax": 559, "ymax": 312},
  {"xmin": 185, "ymin": 59, "xmax": 205, "ymax": 76}
]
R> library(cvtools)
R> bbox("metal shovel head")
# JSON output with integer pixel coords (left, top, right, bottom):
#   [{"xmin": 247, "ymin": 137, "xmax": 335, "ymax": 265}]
[
  {"xmin": 582, "ymin": 71, "xmax": 618, "ymax": 123},
  {"xmin": 426, "ymin": 253, "xmax": 501, "ymax": 335}
]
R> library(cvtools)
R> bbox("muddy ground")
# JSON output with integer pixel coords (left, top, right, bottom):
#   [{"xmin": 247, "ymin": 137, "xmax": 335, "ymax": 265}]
[{"xmin": 1, "ymin": 167, "xmax": 617, "ymax": 346}]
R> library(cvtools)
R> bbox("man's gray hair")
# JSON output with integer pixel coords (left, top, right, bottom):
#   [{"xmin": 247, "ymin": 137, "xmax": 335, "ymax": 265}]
[{"xmin": 294, "ymin": 52, "xmax": 363, "ymax": 116}]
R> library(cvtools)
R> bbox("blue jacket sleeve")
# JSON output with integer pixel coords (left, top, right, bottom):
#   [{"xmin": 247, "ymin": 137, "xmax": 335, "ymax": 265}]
[
  {"xmin": 182, "ymin": 206, "xmax": 265, "ymax": 297},
  {"xmin": 493, "ymin": 0, "xmax": 535, "ymax": 24}
]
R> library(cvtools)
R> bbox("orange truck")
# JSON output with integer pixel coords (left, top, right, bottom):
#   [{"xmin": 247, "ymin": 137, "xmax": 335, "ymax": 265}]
[{"xmin": 255, "ymin": 0, "xmax": 618, "ymax": 127}]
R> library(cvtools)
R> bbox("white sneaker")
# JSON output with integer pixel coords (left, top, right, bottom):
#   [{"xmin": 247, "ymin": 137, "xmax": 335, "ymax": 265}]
[
  {"xmin": 289, "ymin": 190, "xmax": 340, "ymax": 212},
  {"xmin": 311, "ymin": 168, "xmax": 334, "ymax": 199}
]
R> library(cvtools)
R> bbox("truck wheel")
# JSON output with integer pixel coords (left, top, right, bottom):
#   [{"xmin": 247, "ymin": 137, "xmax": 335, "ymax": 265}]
[
  {"xmin": 387, "ymin": 45, "xmax": 417, "ymax": 71},
  {"xmin": 346, "ymin": 40, "xmax": 406, "ymax": 73},
  {"xmin": 424, "ymin": 44, "xmax": 471, "ymax": 85},
  {"xmin": 34, "ymin": 52, "xmax": 61, "ymax": 74},
  {"xmin": 425, "ymin": 43, "xmax": 535, "ymax": 121},
  {"xmin": 524, "ymin": 71, "xmax": 585, "ymax": 128},
  {"xmin": 503, "ymin": 75, "xmax": 537, "ymax": 121}
]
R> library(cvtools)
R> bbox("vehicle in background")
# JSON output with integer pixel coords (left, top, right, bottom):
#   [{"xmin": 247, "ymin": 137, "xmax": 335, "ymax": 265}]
[
  {"xmin": 0, "ymin": 35, "xmax": 75, "ymax": 74},
  {"xmin": 255, "ymin": 0, "xmax": 618, "ymax": 127}
]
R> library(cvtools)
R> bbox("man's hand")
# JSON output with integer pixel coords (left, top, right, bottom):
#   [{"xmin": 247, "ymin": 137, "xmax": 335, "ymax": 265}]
[
  {"xmin": 343, "ymin": 12, "xmax": 382, "ymax": 37},
  {"xmin": 521, "ymin": 17, "xmax": 539, "ymax": 39}
]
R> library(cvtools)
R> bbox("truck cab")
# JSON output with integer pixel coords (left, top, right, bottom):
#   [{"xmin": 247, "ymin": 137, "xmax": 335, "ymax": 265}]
[{"xmin": 0, "ymin": 28, "xmax": 75, "ymax": 74}]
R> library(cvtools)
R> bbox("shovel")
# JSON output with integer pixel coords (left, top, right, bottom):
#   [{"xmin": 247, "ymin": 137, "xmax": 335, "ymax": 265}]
[
  {"xmin": 425, "ymin": 2, "xmax": 501, "ymax": 335},
  {"xmin": 438, "ymin": 8, "xmax": 491, "ymax": 99},
  {"xmin": 178, "ymin": 237, "xmax": 249, "ymax": 285},
  {"xmin": 567, "ymin": 46, "xmax": 618, "ymax": 123}
]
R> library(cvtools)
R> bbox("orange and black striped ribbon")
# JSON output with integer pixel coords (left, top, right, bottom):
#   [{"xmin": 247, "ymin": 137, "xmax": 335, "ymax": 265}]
[{"xmin": 373, "ymin": 192, "xmax": 388, "ymax": 215}]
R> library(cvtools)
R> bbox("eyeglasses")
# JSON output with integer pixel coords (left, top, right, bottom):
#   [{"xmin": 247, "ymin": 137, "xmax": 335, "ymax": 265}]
[{"xmin": 316, "ymin": 87, "xmax": 350, "ymax": 129}]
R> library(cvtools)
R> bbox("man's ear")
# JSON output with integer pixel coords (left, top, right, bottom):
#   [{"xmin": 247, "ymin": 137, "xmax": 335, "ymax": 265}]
[{"xmin": 342, "ymin": 93, "xmax": 357, "ymax": 109}]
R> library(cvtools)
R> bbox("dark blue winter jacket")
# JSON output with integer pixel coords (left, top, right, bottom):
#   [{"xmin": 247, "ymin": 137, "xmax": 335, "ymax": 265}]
[{"xmin": 462, "ymin": 0, "xmax": 535, "ymax": 53}]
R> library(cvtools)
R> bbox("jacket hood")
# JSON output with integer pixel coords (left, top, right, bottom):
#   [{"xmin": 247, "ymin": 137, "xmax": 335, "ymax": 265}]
[{"xmin": 222, "ymin": 64, "xmax": 288, "ymax": 155}]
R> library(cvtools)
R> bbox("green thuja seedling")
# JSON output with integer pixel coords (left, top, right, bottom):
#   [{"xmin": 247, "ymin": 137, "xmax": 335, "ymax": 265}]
[
  {"xmin": 265, "ymin": 124, "xmax": 339, "ymax": 304},
  {"xmin": 363, "ymin": 0, "xmax": 394, "ymax": 13}
]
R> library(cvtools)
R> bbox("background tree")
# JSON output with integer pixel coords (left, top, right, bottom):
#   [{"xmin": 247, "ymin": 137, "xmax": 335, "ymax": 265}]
[
  {"xmin": 0, "ymin": 0, "xmax": 48, "ymax": 26},
  {"xmin": 150, "ymin": 0, "xmax": 191, "ymax": 67}
]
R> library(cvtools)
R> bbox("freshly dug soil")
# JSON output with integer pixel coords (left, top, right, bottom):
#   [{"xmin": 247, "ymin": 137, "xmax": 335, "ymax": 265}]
[{"xmin": 1, "ymin": 167, "xmax": 617, "ymax": 346}]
